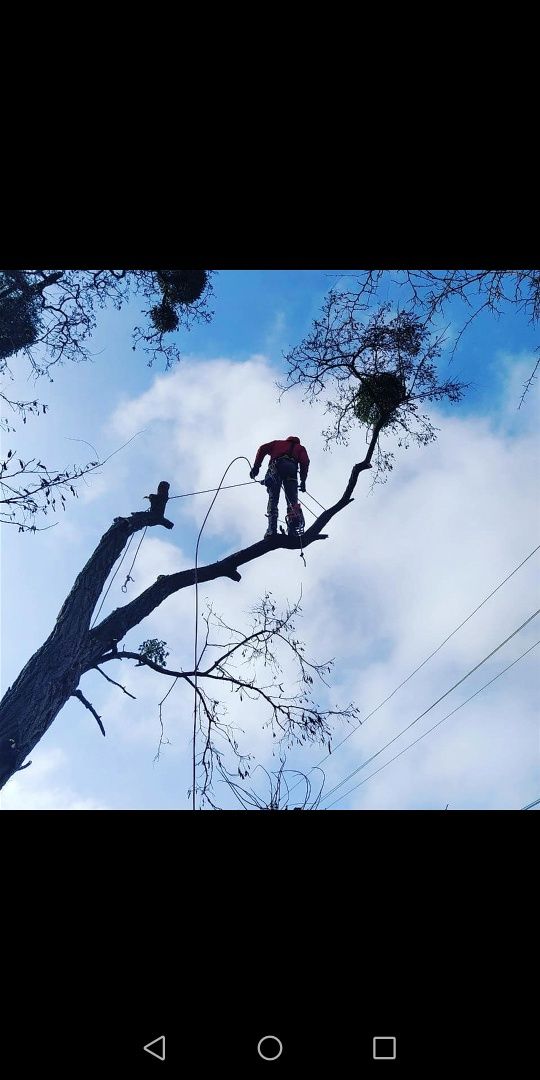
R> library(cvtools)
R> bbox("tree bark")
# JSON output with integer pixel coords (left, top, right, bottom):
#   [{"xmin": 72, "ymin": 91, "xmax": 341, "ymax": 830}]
[{"xmin": 0, "ymin": 452, "xmax": 376, "ymax": 791}]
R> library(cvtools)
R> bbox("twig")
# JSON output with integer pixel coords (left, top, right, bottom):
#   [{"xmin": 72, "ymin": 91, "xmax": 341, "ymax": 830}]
[
  {"xmin": 518, "ymin": 355, "xmax": 540, "ymax": 409},
  {"xmin": 94, "ymin": 666, "xmax": 136, "ymax": 699}
]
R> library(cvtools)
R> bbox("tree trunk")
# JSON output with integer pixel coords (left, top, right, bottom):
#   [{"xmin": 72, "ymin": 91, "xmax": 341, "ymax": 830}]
[{"xmin": 0, "ymin": 508, "xmax": 166, "ymax": 788}]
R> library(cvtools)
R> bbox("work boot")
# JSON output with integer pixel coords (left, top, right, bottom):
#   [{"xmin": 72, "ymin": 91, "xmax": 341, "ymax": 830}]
[{"xmin": 264, "ymin": 527, "xmax": 277, "ymax": 539}]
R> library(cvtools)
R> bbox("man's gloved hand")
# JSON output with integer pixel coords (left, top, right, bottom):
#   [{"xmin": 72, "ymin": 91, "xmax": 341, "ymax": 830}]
[
  {"xmin": 250, "ymin": 467, "xmax": 259, "ymax": 480},
  {"xmin": 299, "ymin": 481, "xmax": 306, "ymax": 492}
]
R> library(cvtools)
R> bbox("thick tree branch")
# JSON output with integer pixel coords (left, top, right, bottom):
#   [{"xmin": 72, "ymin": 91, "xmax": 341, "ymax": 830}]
[
  {"xmin": 56, "ymin": 504, "xmax": 173, "ymax": 644},
  {"xmin": 102, "ymin": 651, "xmax": 188, "ymax": 677},
  {"xmin": 0, "ymin": 459, "xmax": 373, "ymax": 790},
  {"xmin": 98, "ymin": 650, "xmax": 305, "ymax": 719},
  {"xmin": 82, "ymin": 456, "xmax": 375, "ymax": 672}
]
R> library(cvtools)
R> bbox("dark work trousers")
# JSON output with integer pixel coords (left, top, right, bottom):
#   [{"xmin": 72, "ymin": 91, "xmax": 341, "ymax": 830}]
[{"xmin": 264, "ymin": 459, "xmax": 298, "ymax": 534}]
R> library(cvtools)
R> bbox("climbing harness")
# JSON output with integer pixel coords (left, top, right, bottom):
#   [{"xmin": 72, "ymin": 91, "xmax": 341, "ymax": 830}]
[{"xmin": 263, "ymin": 449, "xmax": 307, "ymax": 563}]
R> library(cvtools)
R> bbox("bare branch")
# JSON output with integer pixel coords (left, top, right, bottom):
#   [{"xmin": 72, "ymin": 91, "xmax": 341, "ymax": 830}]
[
  {"xmin": 82, "ymin": 460, "xmax": 374, "ymax": 673},
  {"xmin": 215, "ymin": 758, "xmax": 327, "ymax": 810},
  {"xmin": 519, "ymin": 353, "xmax": 540, "ymax": 409},
  {"xmin": 1, "ymin": 270, "xmax": 215, "ymax": 379},
  {"xmin": 1, "ymin": 271, "xmax": 215, "ymax": 529},
  {"xmin": 334, "ymin": 270, "xmax": 540, "ymax": 404},
  {"xmin": 281, "ymin": 301, "xmax": 466, "ymax": 480},
  {"xmin": 72, "ymin": 689, "xmax": 106, "ymax": 737},
  {"xmin": 0, "ymin": 429, "xmax": 149, "ymax": 530},
  {"xmin": 94, "ymin": 666, "xmax": 137, "ymax": 699}
]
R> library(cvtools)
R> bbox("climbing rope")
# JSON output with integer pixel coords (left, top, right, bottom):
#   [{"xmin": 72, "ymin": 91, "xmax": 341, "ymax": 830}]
[
  {"xmin": 168, "ymin": 481, "xmax": 258, "ymax": 499},
  {"xmin": 90, "ymin": 475, "xmax": 326, "ymax": 634},
  {"xmin": 280, "ymin": 481, "xmax": 307, "ymax": 566},
  {"xmin": 121, "ymin": 527, "xmax": 148, "ymax": 592},
  {"xmin": 299, "ymin": 500, "xmax": 319, "ymax": 520},
  {"xmin": 90, "ymin": 534, "xmax": 135, "ymax": 628},
  {"xmin": 168, "ymin": 471, "xmax": 320, "ymax": 567},
  {"xmin": 168, "ymin": 480, "xmax": 325, "ymax": 514},
  {"xmin": 90, "ymin": 526, "xmax": 149, "ymax": 629},
  {"xmin": 188, "ymin": 459, "xmax": 319, "ymax": 803},
  {"xmin": 303, "ymin": 489, "xmax": 326, "ymax": 513}
]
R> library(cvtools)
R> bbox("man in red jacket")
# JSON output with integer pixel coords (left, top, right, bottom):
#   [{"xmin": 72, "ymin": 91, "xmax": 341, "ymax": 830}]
[{"xmin": 250, "ymin": 435, "xmax": 310, "ymax": 538}]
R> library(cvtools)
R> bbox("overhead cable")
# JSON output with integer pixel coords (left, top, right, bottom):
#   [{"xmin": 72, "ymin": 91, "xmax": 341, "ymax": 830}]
[{"xmin": 319, "ymin": 609, "xmax": 540, "ymax": 805}]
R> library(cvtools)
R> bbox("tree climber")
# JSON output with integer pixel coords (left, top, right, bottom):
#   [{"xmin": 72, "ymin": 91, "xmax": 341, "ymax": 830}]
[{"xmin": 250, "ymin": 436, "xmax": 310, "ymax": 539}]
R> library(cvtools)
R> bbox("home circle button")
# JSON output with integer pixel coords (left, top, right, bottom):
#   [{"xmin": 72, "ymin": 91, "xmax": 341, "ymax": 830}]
[{"xmin": 257, "ymin": 1035, "xmax": 283, "ymax": 1061}]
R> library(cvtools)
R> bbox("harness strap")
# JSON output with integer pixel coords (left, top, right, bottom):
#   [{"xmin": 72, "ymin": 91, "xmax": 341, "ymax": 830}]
[{"xmin": 275, "ymin": 437, "xmax": 298, "ymax": 464}]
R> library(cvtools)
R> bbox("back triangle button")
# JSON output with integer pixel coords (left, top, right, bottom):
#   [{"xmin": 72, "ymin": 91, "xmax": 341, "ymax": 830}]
[{"xmin": 143, "ymin": 1035, "xmax": 166, "ymax": 1061}]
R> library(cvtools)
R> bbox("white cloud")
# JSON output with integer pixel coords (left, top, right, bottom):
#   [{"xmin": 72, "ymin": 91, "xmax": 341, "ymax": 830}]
[
  {"xmin": 97, "ymin": 353, "xmax": 540, "ymax": 808},
  {"xmin": 264, "ymin": 310, "xmax": 287, "ymax": 355},
  {"xmin": 5, "ymin": 351, "xmax": 538, "ymax": 810},
  {"xmin": 492, "ymin": 351, "xmax": 540, "ymax": 434},
  {"xmin": 0, "ymin": 749, "xmax": 110, "ymax": 810}
]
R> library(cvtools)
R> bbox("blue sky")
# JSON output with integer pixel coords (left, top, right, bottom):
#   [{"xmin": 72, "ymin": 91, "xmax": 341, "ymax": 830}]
[{"xmin": 1, "ymin": 270, "xmax": 539, "ymax": 810}]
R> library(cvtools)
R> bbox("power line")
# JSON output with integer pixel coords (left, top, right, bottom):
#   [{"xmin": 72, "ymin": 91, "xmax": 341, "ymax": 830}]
[
  {"xmin": 287, "ymin": 542, "xmax": 540, "ymax": 794},
  {"xmin": 324, "ymin": 637, "xmax": 540, "ymax": 808},
  {"xmin": 521, "ymin": 794, "xmax": 540, "ymax": 810},
  {"xmin": 319, "ymin": 608, "xmax": 540, "ymax": 806},
  {"xmin": 87, "ymin": 468, "xmax": 538, "ymax": 809}
]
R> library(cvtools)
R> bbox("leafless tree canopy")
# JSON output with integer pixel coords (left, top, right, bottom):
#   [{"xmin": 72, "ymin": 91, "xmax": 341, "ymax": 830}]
[
  {"xmin": 106, "ymin": 593, "xmax": 357, "ymax": 808},
  {"xmin": 351, "ymin": 269, "xmax": 540, "ymax": 329},
  {"xmin": 216, "ymin": 757, "xmax": 326, "ymax": 810},
  {"xmin": 0, "ymin": 433, "xmax": 143, "ymax": 533},
  {"xmin": 0, "ymin": 269, "xmax": 214, "ymax": 530},
  {"xmin": 282, "ymin": 299, "xmax": 466, "ymax": 478},
  {"xmin": 324, "ymin": 270, "xmax": 540, "ymax": 407},
  {"xmin": 0, "ymin": 269, "xmax": 213, "ymax": 376},
  {"xmin": 6, "ymin": 270, "xmax": 530, "ymax": 805}
]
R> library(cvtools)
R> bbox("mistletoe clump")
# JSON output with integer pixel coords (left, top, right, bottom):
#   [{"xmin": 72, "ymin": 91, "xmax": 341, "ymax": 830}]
[
  {"xmin": 353, "ymin": 370, "xmax": 407, "ymax": 428},
  {"xmin": 137, "ymin": 639, "xmax": 169, "ymax": 666},
  {"xmin": 281, "ymin": 301, "xmax": 465, "ymax": 475},
  {"xmin": 157, "ymin": 270, "xmax": 208, "ymax": 306},
  {"xmin": 0, "ymin": 284, "xmax": 41, "ymax": 360},
  {"xmin": 148, "ymin": 271, "xmax": 209, "ymax": 335},
  {"xmin": 149, "ymin": 301, "xmax": 179, "ymax": 334}
]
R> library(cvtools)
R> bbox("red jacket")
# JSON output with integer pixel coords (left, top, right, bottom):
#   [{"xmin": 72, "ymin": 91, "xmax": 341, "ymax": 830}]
[{"xmin": 253, "ymin": 436, "xmax": 310, "ymax": 483}]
